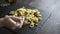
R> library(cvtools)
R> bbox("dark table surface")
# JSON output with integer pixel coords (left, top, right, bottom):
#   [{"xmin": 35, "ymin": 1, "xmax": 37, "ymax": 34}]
[
  {"xmin": 0, "ymin": 0, "xmax": 60, "ymax": 34},
  {"xmin": 36, "ymin": 0, "xmax": 60, "ymax": 34}
]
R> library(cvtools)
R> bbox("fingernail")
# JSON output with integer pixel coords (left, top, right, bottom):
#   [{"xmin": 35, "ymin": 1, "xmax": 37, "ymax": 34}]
[
  {"xmin": 16, "ymin": 22, "xmax": 20, "ymax": 27},
  {"xmin": 16, "ymin": 22, "xmax": 22, "ymax": 29}
]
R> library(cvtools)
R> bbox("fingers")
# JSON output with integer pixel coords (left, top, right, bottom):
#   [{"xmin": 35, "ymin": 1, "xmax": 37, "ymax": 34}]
[
  {"xmin": 8, "ymin": 18, "xmax": 16, "ymax": 26},
  {"xmin": 5, "ymin": 16, "xmax": 20, "ymax": 22},
  {"xmin": 4, "ymin": 17, "xmax": 19, "ymax": 29},
  {"xmin": 20, "ymin": 16, "xmax": 25, "ymax": 23},
  {"xmin": 18, "ymin": 16, "xmax": 25, "ymax": 28},
  {"xmin": 6, "ymin": 18, "xmax": 17, "ymax": 29},
  {"xmin": 5, "ymin": 16, "xmax": 25, "ymax": 29},
  {"xmin": 7, "ymin": 18, "xmax": 23, "ymax": 29},
  {"xmin": 5, "ymin": 15, "xmax": 25, "ymax": 23}
]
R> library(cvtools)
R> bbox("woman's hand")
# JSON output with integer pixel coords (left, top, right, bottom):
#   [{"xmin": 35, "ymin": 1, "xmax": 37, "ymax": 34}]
[{"xmin": 1, "ymin": 16, "xmax": 25, "ymax": 29}]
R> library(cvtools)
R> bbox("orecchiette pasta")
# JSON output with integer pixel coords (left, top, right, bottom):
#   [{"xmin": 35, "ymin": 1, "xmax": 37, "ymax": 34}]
[{"xmin": 9, "ymin": 7, "xmax": 42, "ymax": 28}]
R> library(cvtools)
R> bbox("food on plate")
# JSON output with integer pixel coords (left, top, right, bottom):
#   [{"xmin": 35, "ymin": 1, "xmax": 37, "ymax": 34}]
[
  {"xmin": 30, "ymin": 22, "xmax": 35, "ymax": 28},
  {"xmin": 9, "ymin": 7, "xmax": 42, "ymax": 28}
]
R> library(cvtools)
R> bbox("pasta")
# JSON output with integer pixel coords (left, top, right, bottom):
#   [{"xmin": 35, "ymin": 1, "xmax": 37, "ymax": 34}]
[{"xmin": 9, "ymin": 7, "xmax": 42, "ymax": 28}]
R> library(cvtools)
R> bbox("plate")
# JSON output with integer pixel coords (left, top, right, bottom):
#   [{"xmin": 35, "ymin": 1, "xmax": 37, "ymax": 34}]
[{"xmin": 0, "ymin": 1, "xmax": 50, "ymax": 34}]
